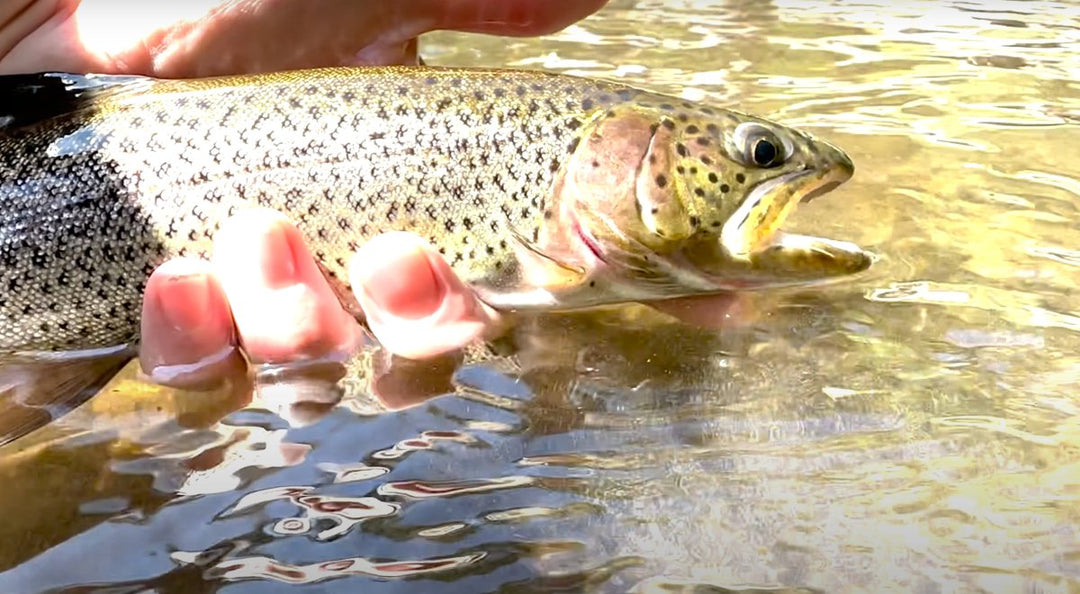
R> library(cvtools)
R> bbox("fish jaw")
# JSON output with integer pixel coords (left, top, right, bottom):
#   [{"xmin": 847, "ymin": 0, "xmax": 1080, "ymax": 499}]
[
  {"xmin": 677, "ymin": 231, "xmax": 875, "ymax": 292},
  {"xmin": 558, "ymin": 228, "xmax": 875, "ymax": 305}
]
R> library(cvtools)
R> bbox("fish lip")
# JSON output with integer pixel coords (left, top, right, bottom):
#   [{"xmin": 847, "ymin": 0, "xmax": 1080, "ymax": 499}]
[{"xmin": 800, "ymin": 179, "xmax": 842, "ymax": 204}]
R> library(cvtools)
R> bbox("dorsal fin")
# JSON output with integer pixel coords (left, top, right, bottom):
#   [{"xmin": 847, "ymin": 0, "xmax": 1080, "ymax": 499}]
[{"xmin": 0, "ymin": 72, "xmax": 149, "ymax": 130}]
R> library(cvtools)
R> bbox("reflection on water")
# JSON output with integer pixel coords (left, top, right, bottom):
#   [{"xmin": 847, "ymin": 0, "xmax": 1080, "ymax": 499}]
[{"xmin": 2, "ymin": 0, "xmax": 1079, "ymax": 591}]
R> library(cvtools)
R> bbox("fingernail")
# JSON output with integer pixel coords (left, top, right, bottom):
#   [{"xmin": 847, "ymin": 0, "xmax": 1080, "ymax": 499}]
[
  {"xmin": 256, "ymin": 220, "xmax": 301, "ymax": 288},
  {"xmin": 357, "ymin": 244, "xmax": 444, "ymax": 320},
  {"xmin": 158, "ymin": 272, "xmax": 212, "ymax": 331}
]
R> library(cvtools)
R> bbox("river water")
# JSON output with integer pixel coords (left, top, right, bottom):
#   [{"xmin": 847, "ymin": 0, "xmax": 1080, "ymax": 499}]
[{"xmin": 0, "ymin": 1, "xmax": 1077, "ymax": 592}]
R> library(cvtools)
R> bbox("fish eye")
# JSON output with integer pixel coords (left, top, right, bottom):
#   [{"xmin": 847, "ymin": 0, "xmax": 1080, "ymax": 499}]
[
  {"xmin": 747, "ymin": 135, "xmax": 783, "ymax": 168},
  {"xmin": 733, "ymin": 122, "xmax": 788, "ymax": 169}
]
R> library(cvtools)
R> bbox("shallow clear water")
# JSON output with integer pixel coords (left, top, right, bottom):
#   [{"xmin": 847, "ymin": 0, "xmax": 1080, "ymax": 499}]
[{"xmin": 1, "ymin": 1, "xmax": 1078, "ymax": 592}]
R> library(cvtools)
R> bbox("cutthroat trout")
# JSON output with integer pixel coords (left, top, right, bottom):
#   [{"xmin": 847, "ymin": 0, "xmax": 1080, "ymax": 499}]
[{"xmin": 0, "ymin": 67, "xmax": 870, "ymax": 355}]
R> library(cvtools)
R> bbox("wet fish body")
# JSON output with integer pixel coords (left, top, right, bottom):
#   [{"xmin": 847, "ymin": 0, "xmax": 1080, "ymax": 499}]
[{"xmin": 0, "ymin": 66, "xmax": 871, "ymax": 354}]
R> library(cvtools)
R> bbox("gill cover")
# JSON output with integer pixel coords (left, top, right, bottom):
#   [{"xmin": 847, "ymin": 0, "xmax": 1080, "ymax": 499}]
[{"xmin": 634, "ymin": 113, "xmax": 693, "ymax": 247}]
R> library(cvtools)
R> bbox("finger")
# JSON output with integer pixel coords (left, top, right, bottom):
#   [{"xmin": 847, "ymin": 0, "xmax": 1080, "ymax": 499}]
[
  {"xmin": 62, "ymin": 0, "xmax": 608, "ymax": 77},
  {"xmin": 139, "ymin": 258, "xmax": 245, "ymax": 389},
  {"xmin": 211, "ymin": 209, "xmax": 362, "ymax": 364},
  {"xmin": 434, "ymin": 0, "xmax": 610, "ymax": 36},
  {"xmin": 349, "ymin": 232, "xmax": 499, "ymax": 360},
  {"xmin": 646, "ymin": 292, "xmax": 760, "ymax": 329}
]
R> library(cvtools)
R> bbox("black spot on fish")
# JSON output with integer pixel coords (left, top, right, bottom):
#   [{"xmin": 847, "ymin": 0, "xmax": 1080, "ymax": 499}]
[
  {"xmin": 662, "ymin": 119, "xmax": 676, "ymax": 131},
  {"xmin": 708, "ymin": 172, "xmax": 719, "ymax": 183},
  {"xmin": 676, "ymin": 165, "xmax": 685, "ymax": 174},
  {"xmin": 700, "ymin": 156, "xmax": 713, "ymax": 166},
  {"xmin": 306, "ymin": 85, "xmax": 318, "ymax": 95},
  {"xmin": 712, "ymin": 220, "xmax": 722, "ymax": 227},
  {"xmin": 686, "ymin": 125, "xmax": 699, "ymax": 134},
  {"xmin": 677, "ymin": 113, "xmax": 689, "ymax": 122},
  {"xmin": 651, "ymin": 207, "xmax": 659, "ymax": 214},
  {"xmin": 543, "ymin": 210, "xmax": 553, "ymax": 220},
  {"xmin": 568, "ymin": 118, "xmax": 583, "ymax": 130},
  {"xmin": 736, "ymin": 173, "xmax": 746, "ymax": 184},
  {"xmin": 660, "ymin": 103, "xmax": 674, "ymax": 111},
  {"xmin": 707, "ymin": 123, "xmax": 719, "ymax": 135},
  {"xmin": 606, "ymin": 110, "xmax": 616, "ymax": 118},
  {"xmin": 720, "ymin": 184, "xmax": 730, "ymax": 193},
  {"xmin": 474, "ymin": 90, "xmax": 485, "ymax": 100},
  {"xmin": 425, "ymin": 76, "xmax": 437, "ymax": 85},
  {"xmin": 451, "ymin": 78, "xmax": 463, "ymax": 88},
  {"xmin": 616, "ymin": 89, "xmax": 633, "ymax": 100},
  {"xmin": 592, "ymin": 160, "xmax": 600, "ymax": 168},
  {"xmin": 676, "ymin": 143, "xmax": 688, "ymax": 157},
  {"xmin": 649, "ymin": 122, "xmax": 660, "ymax": 134},
  {"xmin": 655, "ymin": 174, "xmax": 668, "ymax": 188},
  {"xmin": 689, "ymin": 216, "xmax": 700, "ymax": 227},
  {"xmin": 694, "ymin": 188, "xmax": 705, "ymax": 197},
  {"xmin": 343, "ymin": 91, "xmax": 355, "ymax": 101},
  {"xmin": 516, "ymin": 85, "xmax": 526, "ymax": 96},
  {"xmin": 649, "ymin": 155, "xmax": 656, "ymax": 165},
  {"xmin": 494, "ymin": 88, "xmax": 506, "ymax": 98},
  {"xmin": 696, "ymin": 137, "xmax": 710, "ymax": 147},
  {"xmin": 567, "ymin": 137, "xmax": 581, "ymax": 153}
]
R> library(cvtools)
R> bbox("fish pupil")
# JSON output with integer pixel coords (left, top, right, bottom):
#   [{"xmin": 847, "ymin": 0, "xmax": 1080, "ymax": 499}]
[{"xmin": 753, "ymin": 138, "xmax": 779, "ymax": 167}]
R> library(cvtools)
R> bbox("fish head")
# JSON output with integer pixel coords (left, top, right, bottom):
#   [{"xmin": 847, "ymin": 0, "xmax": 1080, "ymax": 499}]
[{"xmin": 558, "ymin": 100, "xmax": 871, "ymax": 300}]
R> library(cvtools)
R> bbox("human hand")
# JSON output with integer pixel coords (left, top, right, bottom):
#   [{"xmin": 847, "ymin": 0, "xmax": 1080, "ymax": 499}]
[
  {"xmin": 138, "ymin": 210, "xmax": 499, "ymax": 390},
  {"xmin": 0, "ymin": 0, "xmax": 609, "ymax": 76}
]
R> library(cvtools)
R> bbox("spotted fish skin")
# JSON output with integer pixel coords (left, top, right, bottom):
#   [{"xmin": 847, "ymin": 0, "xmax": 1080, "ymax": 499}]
[{"xmin": 0, "ymin": 66, "xmax": 868, "ymax": 353}]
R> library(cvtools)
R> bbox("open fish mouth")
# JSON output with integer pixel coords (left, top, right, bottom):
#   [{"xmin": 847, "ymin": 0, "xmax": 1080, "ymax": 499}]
[
  {"xmin": 719, "ymin": 163, "xmax": 854, "ymax": 261},
  {"xmin": 676, "ymin": 165, "xmax": 872, "ymax": 291}
]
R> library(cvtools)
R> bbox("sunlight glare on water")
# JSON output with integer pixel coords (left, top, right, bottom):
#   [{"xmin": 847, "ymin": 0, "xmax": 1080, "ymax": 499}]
[{"xmin": 0, "ymin": 1, "xmax": 1078, "ymax": 592}]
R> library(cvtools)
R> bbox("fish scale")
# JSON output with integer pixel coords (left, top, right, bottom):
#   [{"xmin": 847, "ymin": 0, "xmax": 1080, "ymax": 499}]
[{"xmin": 0, "ymin": 66, "xmax": 869, "ymax": 354}]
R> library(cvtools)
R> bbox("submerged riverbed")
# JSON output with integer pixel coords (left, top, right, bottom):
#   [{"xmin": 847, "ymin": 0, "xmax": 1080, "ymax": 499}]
[{"xmin": 1, "ymin": 1, "xmax": 1077, "ymax": 591}]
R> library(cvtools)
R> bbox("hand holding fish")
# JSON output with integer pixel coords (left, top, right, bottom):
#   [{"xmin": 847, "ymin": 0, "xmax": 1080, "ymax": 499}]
[{"xmin": 0, "ymin": 0, "xmax": 608, "ymax": 389}]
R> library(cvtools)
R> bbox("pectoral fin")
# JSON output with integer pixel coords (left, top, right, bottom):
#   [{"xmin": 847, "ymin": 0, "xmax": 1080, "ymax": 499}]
[{"xmin": 473, "ymin": 228, "xmax": 589, "ymax": 310}]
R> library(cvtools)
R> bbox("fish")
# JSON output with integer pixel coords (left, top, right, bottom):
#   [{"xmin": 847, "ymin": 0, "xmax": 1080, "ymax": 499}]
[{"xmin": 0, "ymin": 66, "xmax": 872, "ymax": 441}]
